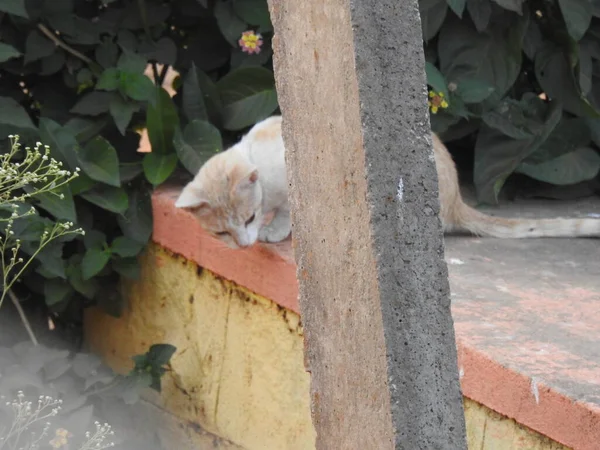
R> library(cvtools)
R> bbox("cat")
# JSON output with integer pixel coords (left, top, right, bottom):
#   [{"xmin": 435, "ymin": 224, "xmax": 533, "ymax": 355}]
[{"xmin": 175, "ymin": 115, "xmax": 600, "ymax": 248}]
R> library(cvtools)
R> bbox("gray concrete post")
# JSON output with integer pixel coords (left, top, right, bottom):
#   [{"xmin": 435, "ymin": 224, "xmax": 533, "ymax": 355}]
[{"xmin": 268, "ymin": 0, "xmax": 467, "ymax": 448}]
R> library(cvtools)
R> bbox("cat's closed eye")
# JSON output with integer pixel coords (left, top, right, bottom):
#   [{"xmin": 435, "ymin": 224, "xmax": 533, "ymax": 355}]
[
  {"xmin": 216, "ymin": 231, "xmax": 229, "ymax": 236},
  {"xmin": 245, "ymin": 213, "xmax": 256, "ymax": 227}
]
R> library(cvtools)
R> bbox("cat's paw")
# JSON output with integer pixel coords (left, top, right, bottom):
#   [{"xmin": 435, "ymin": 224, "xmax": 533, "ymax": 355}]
[{"xmin": 258, "ymin": 223, "xmax": 291, "ymax": 243}]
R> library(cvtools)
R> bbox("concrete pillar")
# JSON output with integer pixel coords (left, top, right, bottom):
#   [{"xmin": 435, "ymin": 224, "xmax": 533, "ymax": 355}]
[{"xmin": 268, "ymin": 0, "xmax": 467, "ymax": 448}]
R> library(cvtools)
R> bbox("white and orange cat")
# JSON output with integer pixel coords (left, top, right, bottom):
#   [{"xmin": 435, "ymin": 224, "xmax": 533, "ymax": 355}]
[{"xmin": 175, "ymin": 115, "xmax": 600, "ymax": 248}]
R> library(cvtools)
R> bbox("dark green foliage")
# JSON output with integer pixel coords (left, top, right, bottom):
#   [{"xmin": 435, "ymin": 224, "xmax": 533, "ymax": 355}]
[
  {"xmin": 422, "ymin": 0, "xmax": 600, "ymax": 203},
  {"xmin": 0, "ymin": 0, "xmax": 277, "ymax": 318}
]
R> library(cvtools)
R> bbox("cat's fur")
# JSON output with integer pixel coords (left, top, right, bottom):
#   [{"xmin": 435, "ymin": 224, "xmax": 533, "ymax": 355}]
[{"xmin": 176, "ymin": 116, "xmax": 600, "ymax": 248}]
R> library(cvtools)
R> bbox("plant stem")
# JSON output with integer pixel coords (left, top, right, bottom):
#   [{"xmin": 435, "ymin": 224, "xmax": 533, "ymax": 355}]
[
  {"xmin": 36, "ymin": 23, "xmax": 95, "ymax": 66},
  {"xmin": 8, "ymin": 290, "xmax": 38, "ymax": 346}
]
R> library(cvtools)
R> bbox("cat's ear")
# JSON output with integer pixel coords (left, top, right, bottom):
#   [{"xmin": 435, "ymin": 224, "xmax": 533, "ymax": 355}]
[
  {"xmin": 231, "ymin": 166, "xmax": 259, "ymax": 193},
  {"xmin": 175, "ymin": 184, "xmax": 210, "ymax": 212}
]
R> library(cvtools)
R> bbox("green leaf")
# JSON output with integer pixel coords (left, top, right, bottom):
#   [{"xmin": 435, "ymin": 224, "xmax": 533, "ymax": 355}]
[
  {"xmin": 183, "ymin": 64, "xmax": 209, "ymax": 122},
  {"xmin": 147, "ymin": 343, "xmax": 177, "ymax": 367},
  {"xmin": 78, "ymin": 136, "xmax": 121, "ymax": 187},
  {"xmin": 217, "ymin": 67, "xmax": 278, "ymax": 130},
  {"xmin": 587, "ymin": 118, "xmax": 600, "ymax": 147},
  {"xmin": 446, "ymin": 0, "xmax": 466, "ymax": 17},
  {"xmin": 117, "ymin": 48, "xmax": 147, "ymax": 74},
  {"xmin": 34, "ymin": 186, "xmax": 77, "ymax": 222},
  {"xmin": 143, "ymin": 152, "xmax": 178, "ymax": 185},
  {"xmin": 146, "ymin": 88, "xmax": 179, "ymax": 154},
  {"xmin": 84, "ymin": 229, "xmax": 107, "ymax": 250},
  {"xmin": 38, "ymin": 118, "xmax": 79, "ymax": 169},
  {"xmin": 420, "ymin": 0, "xmax": 448, "ymax": 41},
  {"xmin": 491, "ymin": 0, "xmax": 523, "ymax": 13},
  {"xmin": 119, "ymin": 72, "xmax": 156, "ymax": 103},
  {"xmin": 117, "ymin": 186, "xmax": 152, "ymax": 244},
  {"xmin": 174, "ymin": 120, "xmax": 223, "ymax": 174},
  {"xmin": 43, "ymin": 279, "xmax": 72, "ymax": 306},
  {"xmin": 80, "ymin": 186, "xmax": 129, "ymax": 214},
  {"xmin": 516, "ymin": 147, "xmax": 600, "ymax": 185},
  {"xmin": 232, "ymin": 0, "xmax": 272, "ymax": 30},
  {"xmin": 24, "ymin": 30, "xmax": 56, "ymax": 65},
  {"xmin": 558, "ymin": 0, "xmax": 592, "ymax": 41},
  {"xmin": 96, "ymin": 40, "xmax": 119, "ymax": 68},
  {"xmin": 0, "ymin": 0, "xmax": 28, "ymax": 17},
  {"xmin": 425, "ymin": 62, "xmax": 448, "ymax": 98},
  {"xmin": 525, "ymin": 118, "xmax": 592, "ymax": 164},
  {"xmin": 82, "ymin": 248, "xmax": 111, "ymax": 280},
  {"xmin": 535, "ymin": 45, "xmax": 600, "ymax": 117},
  {"xmin": 109, "ymin": 95, "xmax": 139, "ymax": 135},
  {"xmin": 0, "ymin": 96, "xmax": 36, "ymax": 131},
  {"xmin": 466, "ymin": 0, "xmax": 491, "ymax": 32},
  {"xmin": 111, "ymin": 236, "xmax": 144, "ymax": 257},
  {"xmin": 474, "ymin": 99, "xmax": 562, "ymax": 203},
  {"xmin": 438, "ymin": 15, "xmax": 525, "ymax": 107},
  {"xmin": 0, "ymin": 42, "xmax": 21, "ymax": 62},
  {"xmin": 112, "ymin": 257, "xmax": 141, "ymax": 280},
  {"xmin": 214, "ymin": 0, "xmax": 247, "ymax": 45},
  {"xmin": 456, "ymin": 78, "xmax": 495, "ymax": 103},
  {"xmin": 71, "ymin": 91, "xmax": 113, "ymax": 116},
  {"xmin": 96, "ymin": 68, "xmax": 120, "ymax": 91}
]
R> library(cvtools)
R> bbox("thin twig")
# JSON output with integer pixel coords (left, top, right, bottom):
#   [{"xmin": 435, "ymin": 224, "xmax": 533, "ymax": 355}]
[
  {"xmin": 8, "ymin": 290, "xmax": 39, "ymax": 346},
  {"xmin": 36, "ymin": 23, "xmax": 94, "ymax": 66}
]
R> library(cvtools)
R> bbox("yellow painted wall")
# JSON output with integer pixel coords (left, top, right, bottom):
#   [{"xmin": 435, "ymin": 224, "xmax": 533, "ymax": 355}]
[{"xmin": 85, "ymin": 243, "xmax": 570, "ymax": 450}]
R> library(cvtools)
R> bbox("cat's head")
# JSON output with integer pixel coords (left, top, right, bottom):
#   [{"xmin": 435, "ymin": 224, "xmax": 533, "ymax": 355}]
[{"xmin": 175, "ymin": 147, "xmax": 264, "ymax": 249}]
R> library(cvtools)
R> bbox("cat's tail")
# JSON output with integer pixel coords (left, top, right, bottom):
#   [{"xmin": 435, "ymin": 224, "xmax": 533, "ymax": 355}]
[{"xmin": 451, "ymin": 201, "xmax": 600, "ymax": 238}]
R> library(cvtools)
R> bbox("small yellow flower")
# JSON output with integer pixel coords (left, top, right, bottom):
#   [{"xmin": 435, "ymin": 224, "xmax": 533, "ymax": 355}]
[
  {"xmin": 428, "ymin": 90, "xmax": 449, "ymax": 114},
  {"xmin": 49, "ymin": 428, "xmax": 72, "ymax": 448},
  {"xmin": 238, "ymin": 30, "xmax": 263, "ymax": 54}
]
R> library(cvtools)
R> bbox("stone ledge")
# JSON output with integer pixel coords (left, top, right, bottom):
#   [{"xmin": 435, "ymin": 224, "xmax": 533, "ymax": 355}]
[{"xmin": 152, "ymin": 186, "xmax": 600, "ymax": 450}]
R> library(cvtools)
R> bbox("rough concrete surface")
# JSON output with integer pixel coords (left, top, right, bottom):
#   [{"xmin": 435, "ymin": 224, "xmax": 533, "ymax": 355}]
[{"xmin": 269, "ymin": 0, "xmax": 466, "ymax": 448}]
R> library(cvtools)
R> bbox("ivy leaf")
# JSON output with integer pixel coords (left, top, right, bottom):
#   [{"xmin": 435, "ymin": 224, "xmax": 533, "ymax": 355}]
[
  {"xmin": 146, "ymin": 343, "xmax": 177, "ymax": 367},
  {"xmin": 456, "ymin": 78, "xmax": 495, "ymax": 103},
  {"xmin": 109, "ymin": 95, "xmax": 139, "ymax": 135},
  {"xmin": 438, "ymin": 15, "xmax": 526, "ymax": 107},
  {"xmin": 71, "ymin": 91, "xmax": 113, "ymax": 116},
  {"xmin": 0, "ymin": 96, "xmax": 36, "ymax": 131},
  {"xmin": 82, "ymin": 248, "xmax": 111, "ymax": 280},
  {"xmin": 43, "ymin": 279, "xmax": 72, "ymax": 306},
  {"xmin": 117, "ymin": 186, "xmax": 152, "ymax": 244},
  {"xmin": 67, "ymin": 260, "xmax": 99, "ymax": 299},
  {"xmin": 78, "ymin": 136, "xmax": 121, "ymax": 187},
  {"xmin": 466, "ymin": 0, "xmax": 491, "ymax": 32},
  {"xmin": 96, "ymin": 68, "xmax": 120, "ymax": 91},
  {"xmin": 558, "ymin": 0, "xmax": 592, "ymax": 41},
  {"xmin": 182, "ymin": 64, "xmax": 208, "ymax": 122},
  {"xmin": 146, "ymin": 88, "xmax": 179, "ymax": 154},
  {"xmin": 33, "ymin": 186, "xmax": 77, "ymax": 222},
  {"xmin": 446, "ymin": 0, "xmax": 466, "ymax": 18},
  {"xmin": 214, "ymin": 0, "xmax": 247, "ymax": 46},
  {"xmin": 525, "ymin": 118, "xmax": 591, "ymax": 164},
  {"xmin": 217, "ymin": 67, "xmax": 278, "ymax": 131},
  {"xmin": 142, "ymin": 152, "xmax": 178, "ymax": 185},
  {"xmin": 111, "ymin": 236, "xmax": 144, "ymax": 257},
  {"xmin": 112, "ymin": 257, "xmax": 141, "ymax": 280},
  {"xmin": 491, "ymin": 0, "xmax": 524, "ymax": 14},
  {"xmin": 232, "ymin": 0, "xmax": 272, "ymax": 30},
  {"xmin": 425, "ymin": 62, "xmax": 449, "ymax": 98},
  {"xmin": 0, "ymin": 42, "xmax": 21, "ymax": 62},
  {"xmin": 117, "ymin": 48, "xmax": 147, "ymax": 74},
  {"xmin": 119, "ymin": 72, "xmax": 156, "ymax": 103},
  {"xmin": 535, "ymin": 44, "xmax": 600, "ymax": 117},
  {"xmin": 420, "ymin": 0, "xmax": 448, "ymax": 41},
  {"xmin": 80, "ymin": 186, "xmax": 129, "ymax": 214},
  {"xmin": 474, "ymin": 99, "xmax": 562, "ymax": 203},
  {"xmin": 174, "ymin": 120, "xmax": 223, "ymax": 174},
  {"xmin": 24, "ymin": 30, "xmax": 56, "ymax": 65},
  {"xmin": 516, "ymin": 147, "xmax": 600, "ymax": 185},
  {"xmin": 38, "ymin": 118, "xmax": 80, "ymax": 169},
  {"xmin": 0, "ymin": 0, "xmax": 28, "ymax": 17}
]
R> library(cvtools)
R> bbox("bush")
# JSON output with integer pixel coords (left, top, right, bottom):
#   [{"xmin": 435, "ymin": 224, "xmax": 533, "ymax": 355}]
[
  {"xmin": 0, "ymin": 0, "xmax": 277, "ymax": 319},
  {"xmin": 421, "ymin": 0, "xmax": 600, "ymax": 203}
]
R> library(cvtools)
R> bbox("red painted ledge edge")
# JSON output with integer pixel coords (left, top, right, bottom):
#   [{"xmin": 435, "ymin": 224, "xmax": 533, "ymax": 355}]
[{"xmin": 151, "ymin": 185, "xmax": 600, "ymax": 450}]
